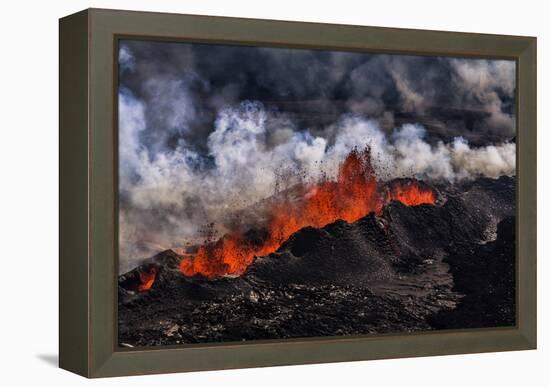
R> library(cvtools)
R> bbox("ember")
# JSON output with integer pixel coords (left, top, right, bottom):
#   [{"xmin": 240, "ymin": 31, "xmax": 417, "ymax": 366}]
[{"xmin": 180, "ymin": 148, "xmax": 436, "ymax": 278}]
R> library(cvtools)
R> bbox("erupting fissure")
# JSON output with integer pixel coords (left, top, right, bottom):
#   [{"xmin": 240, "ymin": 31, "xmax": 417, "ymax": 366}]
[{"xmin": 175, "ymin": 147, "xmax": 437, "ymax": 280}]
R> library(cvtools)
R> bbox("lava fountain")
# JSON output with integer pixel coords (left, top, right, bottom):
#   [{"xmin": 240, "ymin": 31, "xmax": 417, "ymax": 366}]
[{"xmin": 179, "ymin": 147, "xmax": 437, "ymax": 279}]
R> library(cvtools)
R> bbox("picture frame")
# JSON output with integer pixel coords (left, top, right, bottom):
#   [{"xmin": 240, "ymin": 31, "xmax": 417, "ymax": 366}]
[{"xmin": 59, "ymin": 8, "xmax": 537, "ymax": 378}]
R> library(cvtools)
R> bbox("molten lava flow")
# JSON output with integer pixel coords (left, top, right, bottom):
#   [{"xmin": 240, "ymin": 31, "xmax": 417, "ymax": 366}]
[
  {"xmin": 180, "ymin": 147, "xmax": 436, "ymax": 279},
  {"xmin": 138, "ymin": 267, "xmax": 157, "ymax": 291},
  {"xmin": 385, "ymin": 179, "xmax": 437, "ymax": 206}
]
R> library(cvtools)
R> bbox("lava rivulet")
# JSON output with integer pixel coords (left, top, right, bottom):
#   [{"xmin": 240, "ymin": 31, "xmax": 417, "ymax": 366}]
[
  {"xmin": 179, "ymin": 148, "xmax": 436, "ymax": 279},
  {"xmin": 138, "ymin": 267, "xmax": 157, "ymax": 291}
]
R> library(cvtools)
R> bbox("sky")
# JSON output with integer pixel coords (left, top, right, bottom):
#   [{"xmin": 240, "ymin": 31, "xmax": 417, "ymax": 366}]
[{"xmin": 118, "ymin": 39, "xmax": 516, "ymax": 272}]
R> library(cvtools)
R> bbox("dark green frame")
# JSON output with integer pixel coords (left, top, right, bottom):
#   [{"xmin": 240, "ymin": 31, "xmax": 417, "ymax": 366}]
[{"xmin": 60, "ymin": 8, "xmax": 537, "ymax": 378}]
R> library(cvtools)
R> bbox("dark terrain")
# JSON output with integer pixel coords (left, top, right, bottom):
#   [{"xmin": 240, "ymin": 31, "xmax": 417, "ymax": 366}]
[{"xmin": 118, "ymin": 176, "xmax": 516, "ymax": 347}]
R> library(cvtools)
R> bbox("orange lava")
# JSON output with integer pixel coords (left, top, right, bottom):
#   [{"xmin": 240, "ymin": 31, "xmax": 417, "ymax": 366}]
[
  {"xmin": 138, "ymin": 267, "xmax": 157, "ymax": 291},
  {"xmin": 385, "ymin": 179, "xmax": 437, "ymax": 207},
  {"xmin": 180, "ymin": 148, "xmax": 436, "ymax": 279}
]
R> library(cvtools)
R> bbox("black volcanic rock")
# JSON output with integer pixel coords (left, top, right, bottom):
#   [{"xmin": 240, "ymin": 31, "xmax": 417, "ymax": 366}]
[
  {"xmin": 429, "ymin": 216, "xmax": 516, "ymax": 329},
  {"xmin": 118, "ymin": 249, "xmax": 181, "ymax": 295},
  {"xmin": 245, "ymin": 214, "xmax": 395, "ymax": 286},
  {"xmin": 118, "ymin": 176, "xmax": 516, "ymax": 347}
]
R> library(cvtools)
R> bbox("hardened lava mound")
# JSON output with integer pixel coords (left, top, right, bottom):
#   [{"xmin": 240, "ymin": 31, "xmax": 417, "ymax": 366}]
[{"xmin": 117, "ymin": 176, "xmax": 515, "ymax": 347}]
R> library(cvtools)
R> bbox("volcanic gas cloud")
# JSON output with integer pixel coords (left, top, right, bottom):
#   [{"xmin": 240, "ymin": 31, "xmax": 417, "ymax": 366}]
[{"xmin": 177, "ymin": 147, "xmax": 436, "ymax": 279}]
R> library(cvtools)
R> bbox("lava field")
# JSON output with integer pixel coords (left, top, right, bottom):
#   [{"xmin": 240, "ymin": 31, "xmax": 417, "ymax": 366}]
[{"xmin": 118, "ymin": 175, "xmax": 516, "ymax": 347}]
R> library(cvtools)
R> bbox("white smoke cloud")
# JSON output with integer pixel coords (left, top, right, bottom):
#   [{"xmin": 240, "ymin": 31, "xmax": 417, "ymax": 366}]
[
  {"xmin": 387, "ymin": 123, "xmax": 515, "ymax": 180},
  {"xmin": 450, "ymin": 137, "xmax": 516, "ymax": 180},
  {"xmin": 390, "ymin": 123, "xmax": 454, "ymax": 180},
  {"xmin": 321, "ymin": 118, "xmax": 515, "ymax": 182},
  {"xmin": 119, "ymin": 97, "xmax": 515, "ymax": 271},
  {"xmin": 118, "ymin": 45, "xmax": 135, "ymax": 72}
]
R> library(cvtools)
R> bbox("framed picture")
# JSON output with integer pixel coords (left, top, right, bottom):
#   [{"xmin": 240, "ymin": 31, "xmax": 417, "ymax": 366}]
[{"xmin": 59, "ymin": 8, "xmax": 537, "ymax": 378}]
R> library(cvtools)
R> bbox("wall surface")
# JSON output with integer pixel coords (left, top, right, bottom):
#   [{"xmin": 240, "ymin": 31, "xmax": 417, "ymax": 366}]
[{"xmin": 0, "ymin": 0, "xmax": 547, "ymax": 385}]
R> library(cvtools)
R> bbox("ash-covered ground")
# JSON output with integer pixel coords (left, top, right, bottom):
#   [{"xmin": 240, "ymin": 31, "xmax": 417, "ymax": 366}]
[{"xmin": 118, "ymin": 176, "xmax": 515, "ymax": 347}]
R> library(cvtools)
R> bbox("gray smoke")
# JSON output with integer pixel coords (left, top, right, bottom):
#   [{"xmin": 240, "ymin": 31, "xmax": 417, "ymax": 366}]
[{"xmin": 119, "ymin": 40, "xmax": 517, "ymax": 148}]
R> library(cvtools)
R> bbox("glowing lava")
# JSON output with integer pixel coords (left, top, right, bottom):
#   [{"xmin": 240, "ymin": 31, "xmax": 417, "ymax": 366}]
[
  {"xmin": 385, "ymin": 179, "xmax": 437, "ymax": 207},
  {"xmin": 179, "ymin": 147, "xmax": 437, "ymax": 279},
  {"xmin": 138, "ymin": 267, "xmax": 157, "ymax": 291}
]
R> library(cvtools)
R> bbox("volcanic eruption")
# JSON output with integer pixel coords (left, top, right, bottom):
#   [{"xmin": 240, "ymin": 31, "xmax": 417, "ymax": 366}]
[
  {"xmin": 178, "ymin": 147, "xmax": 436, "ymax": 279},
  {"xmin": 117, "ymin": 40, "xmax": 517, "ymax": 347}
]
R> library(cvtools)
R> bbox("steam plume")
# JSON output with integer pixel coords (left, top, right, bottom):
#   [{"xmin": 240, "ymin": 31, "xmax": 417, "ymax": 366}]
[{"xmin": 119, "ymin": 95, "xmax": 515, "ymax": 272}]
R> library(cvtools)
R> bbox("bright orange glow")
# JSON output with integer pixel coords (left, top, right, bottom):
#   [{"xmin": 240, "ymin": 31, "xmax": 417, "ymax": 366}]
[
  {"xmin": 180, "ymin": 148, "xmax": 436, "ymax": 278},
  {"xmin": 385, "ymin": 179, "xmax": 437, "ymax": 206},
  {"xmin": 138, "ymin": 267, "xmax": 157, "ymax": 291}
]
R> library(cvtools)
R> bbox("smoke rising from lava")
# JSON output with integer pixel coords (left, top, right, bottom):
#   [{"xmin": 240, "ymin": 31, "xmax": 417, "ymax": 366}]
[
  {"xmin": 117, "ymin": 41, "xmax": 516, "ymax": 272},
  {"xmin": 119, "ymin": 96, "xmax": 515, "ymax": 272}
]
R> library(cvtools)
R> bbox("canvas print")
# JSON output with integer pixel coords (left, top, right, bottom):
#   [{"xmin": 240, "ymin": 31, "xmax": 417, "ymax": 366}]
[{"xmin": 117, "ymin": 39, "xmax": 516, "ymax": 347}]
